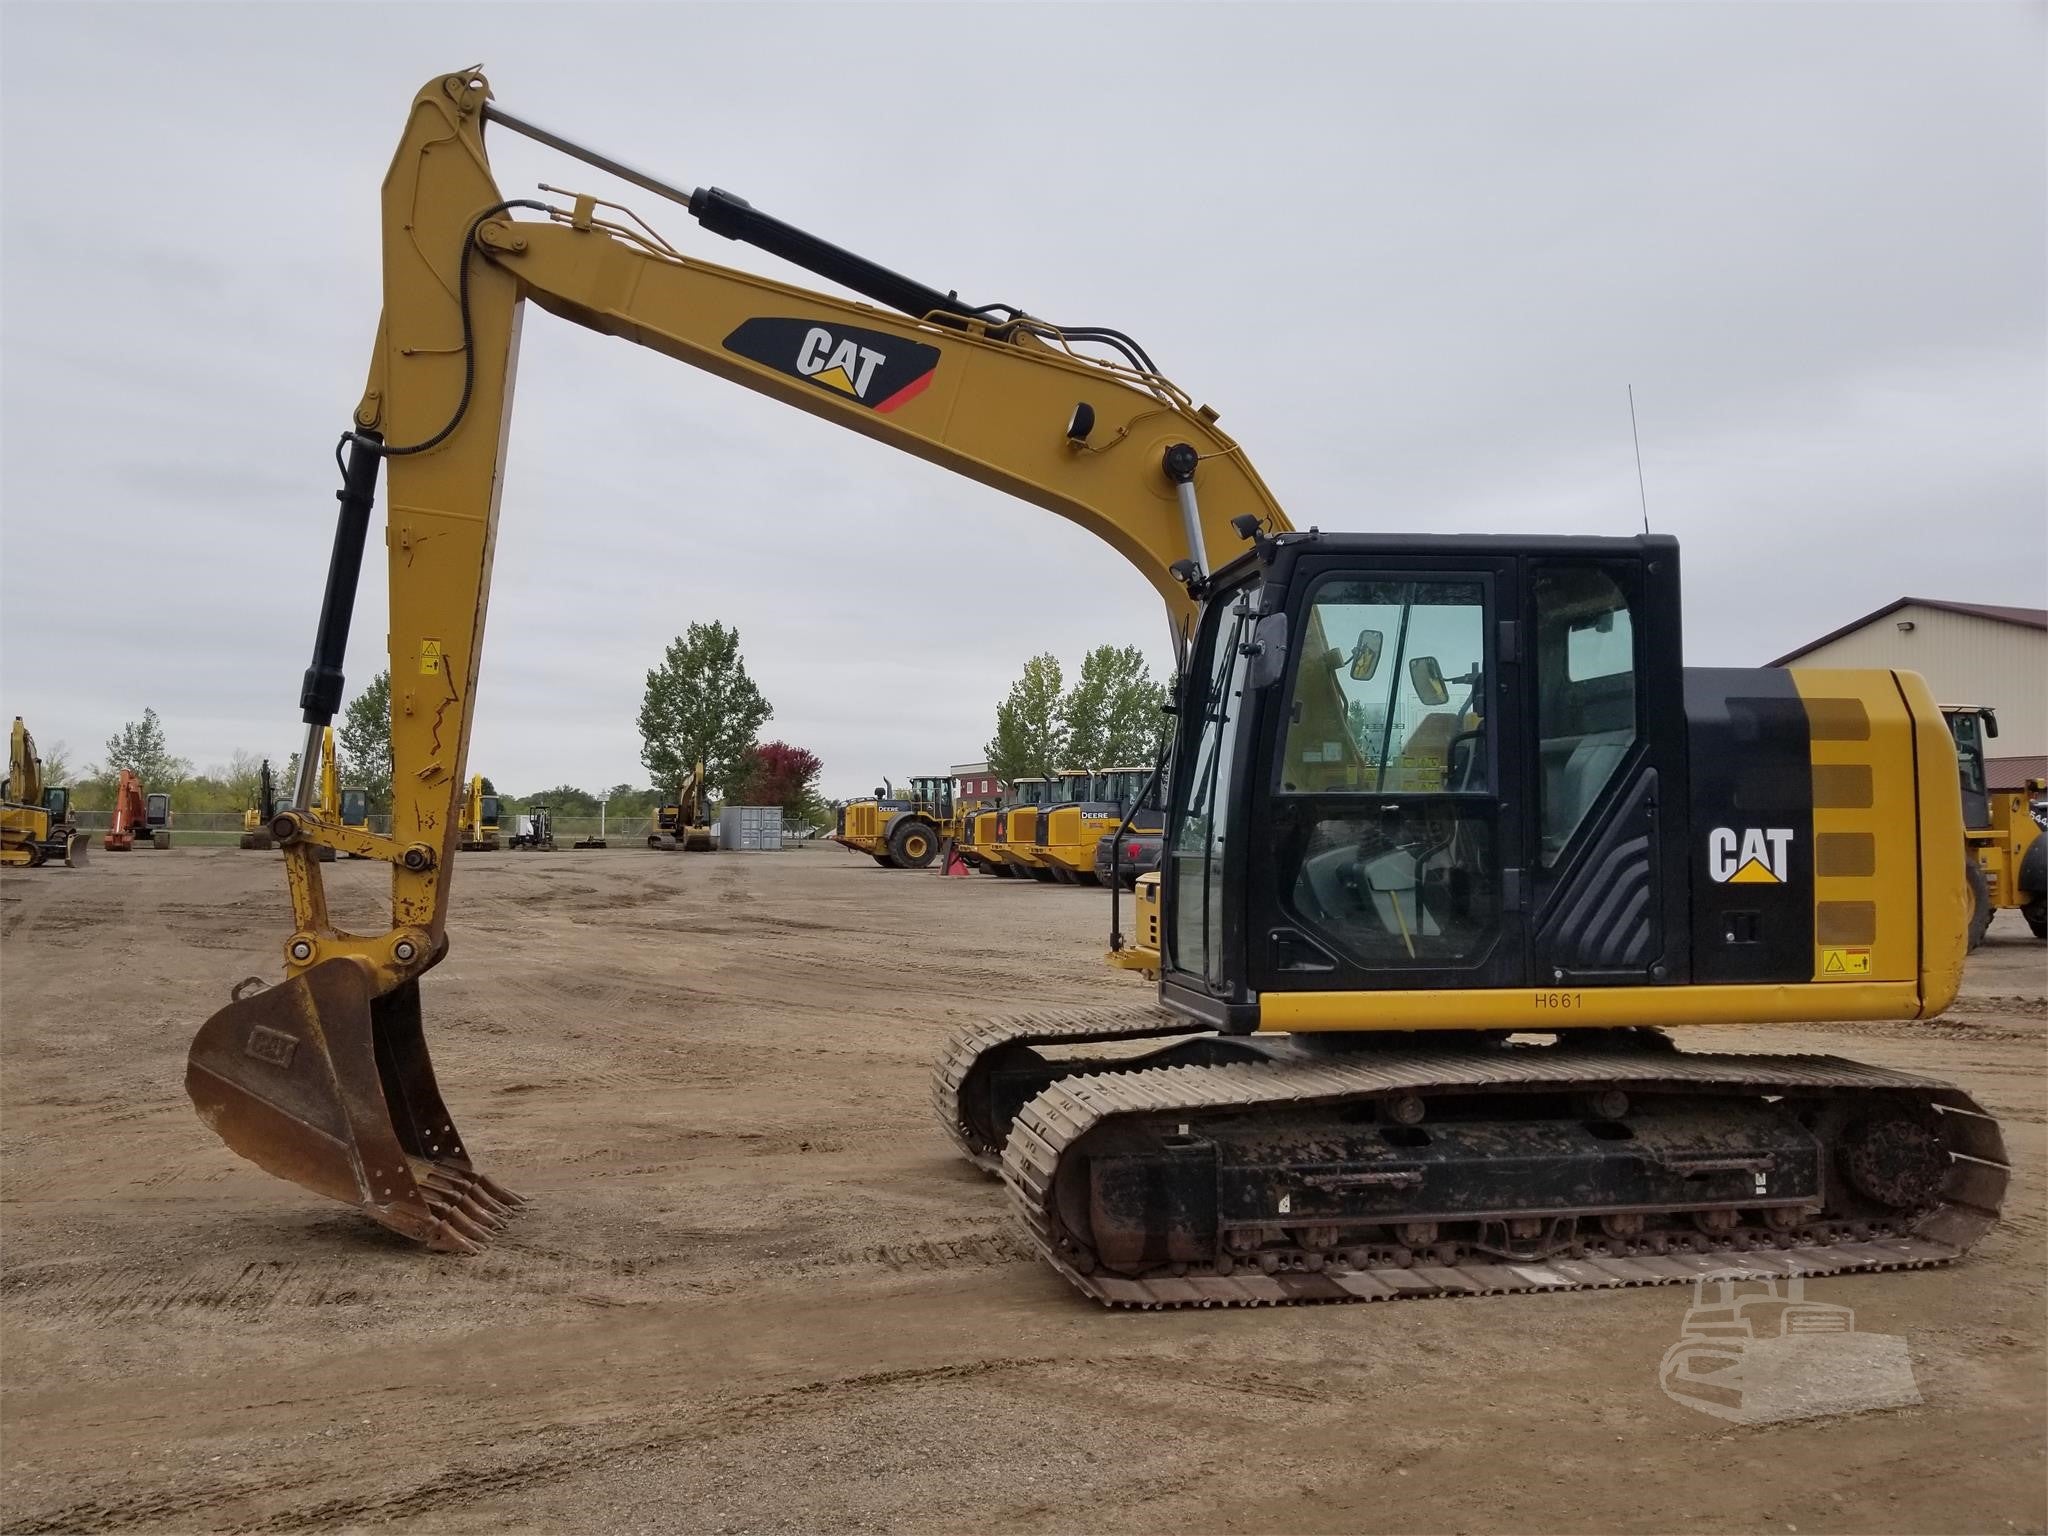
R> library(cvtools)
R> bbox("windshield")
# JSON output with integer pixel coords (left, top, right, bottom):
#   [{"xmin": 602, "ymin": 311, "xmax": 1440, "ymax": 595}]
[{"xmin": 1280, "ymin": 578, "xmax": 1487, "ymax": 794}]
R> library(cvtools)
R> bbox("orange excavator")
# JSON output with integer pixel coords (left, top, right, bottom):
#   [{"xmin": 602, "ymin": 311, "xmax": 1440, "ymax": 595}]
[{"xmin": 102, "ymin": 770, "xmax": 171, "ymax": 851}]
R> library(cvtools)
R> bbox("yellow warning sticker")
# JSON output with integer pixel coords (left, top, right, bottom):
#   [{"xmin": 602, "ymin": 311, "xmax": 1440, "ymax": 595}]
[
  {"xmin": 1820, "ymin": 946, "xmax": 1872, "ymax": 979},
  {"xmin": 419, "ymin": 639, "xmax": 443, "ymax": 676}
]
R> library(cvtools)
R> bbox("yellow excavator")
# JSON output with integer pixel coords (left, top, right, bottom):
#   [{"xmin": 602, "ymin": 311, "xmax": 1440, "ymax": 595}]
[
  {"xmin": 187, "ymin": 72, "xmax": 2004, "ymax": 1306},
  {"xmin": 240, "ymin": 758, "xmax": 279, "ymax": 850},
  {"xmin": 458, "ymin": 774, "xmax": 501, "ymax": 852},
  {"xmin": 2, "ymin": 717, "xmax": 88, "ymax": 867},
  {"xmin": 649, "ymin": 761, "xmax": 714, "ymax": 850}
]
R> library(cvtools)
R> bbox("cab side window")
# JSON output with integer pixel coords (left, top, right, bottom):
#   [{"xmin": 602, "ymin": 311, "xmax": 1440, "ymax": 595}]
[{"xmin": 1534, "ymin": 565, "xmax": 1638, "ymax": 865}]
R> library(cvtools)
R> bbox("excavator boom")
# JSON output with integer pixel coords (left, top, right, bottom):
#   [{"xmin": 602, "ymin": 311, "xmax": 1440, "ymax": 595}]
[{"xmin": 186, "ymin": 69, "xmax": 1285, "ymax": 1251}]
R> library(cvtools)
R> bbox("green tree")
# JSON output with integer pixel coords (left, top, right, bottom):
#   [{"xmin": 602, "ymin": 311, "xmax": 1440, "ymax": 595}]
[
  {"xmin": 986, "ymin": 653, "xmax": 1067, "ymax": 782},
  {"xmin": 637, "ymin": 622, "xmax": 773, "ymax": 798},
  {"xmin": 512, "ymin": 784, "xmax": 600, "ymax": 816},
  {"xmin": 102, "ymin": 708, "xmax": 189, "ymax": 788},
  {"xmin": 1060, "ymin": 645, "xmax": 1168, "ymax": 768},
  {"xmin": 338, "ymin": 671, "xmax": 394, "ymax": 811},
  {"xmin": 219, "ymin": 749, "xmax": 265, "ymax": 809},
  {"xmin": 39, "ymin": 741, "xmax": 73, "ymax": 786}
]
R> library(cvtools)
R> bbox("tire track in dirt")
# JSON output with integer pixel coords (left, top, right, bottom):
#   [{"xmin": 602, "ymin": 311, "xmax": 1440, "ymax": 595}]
[{"xmin": 4, "ymin": 1358, "xmax": 1055, "ymax": 1535}]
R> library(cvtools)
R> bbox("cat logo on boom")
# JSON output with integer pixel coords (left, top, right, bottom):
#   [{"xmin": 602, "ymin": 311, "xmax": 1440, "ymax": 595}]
[
  {"xmin": 722, "ymin": 317, "xmax": 940, "ymax": 414},
  {"xmin": 1708, "ymin": 826, "xmax": 1794, "ymax": 884}
]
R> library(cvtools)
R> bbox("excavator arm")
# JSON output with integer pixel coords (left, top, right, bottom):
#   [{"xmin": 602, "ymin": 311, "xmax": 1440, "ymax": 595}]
[{"xmin": 186, "ymin": 68, "xmax": 1291, "ymax": 1249}]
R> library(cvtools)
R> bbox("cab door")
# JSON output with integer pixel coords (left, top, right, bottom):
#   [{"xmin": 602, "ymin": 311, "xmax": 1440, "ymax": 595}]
[{"xmin": 1248, "ymin": 553, "xmax": 1528, "ymax": 992}]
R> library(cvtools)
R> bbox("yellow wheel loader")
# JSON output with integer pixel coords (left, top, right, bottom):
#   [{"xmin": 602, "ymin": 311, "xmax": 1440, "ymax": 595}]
[
  {"xmin": 1032, "ymin": 766, "xmax": 1158, "ymax": 884},
  {"xmin": 832, "ymin": 776, "xmax": 951, "ymax": 868},
  {"xmin": 187, "ymin": 73, "xmax": 2004, "ymax": 1306},
  {"xmin": 649, "ymin": 762, "xmax": 714, "ymax": 850},
  {"xmin": 993, "ymin": 775, "xmax": 1056, "ymax": 881},
  {"xmin": 1944, "ymin": 706, "xmax": 2045, "ymax": 944},
  {"xmin": 2, "ymin": 717, "xmax": 88, "ymax": 867}
]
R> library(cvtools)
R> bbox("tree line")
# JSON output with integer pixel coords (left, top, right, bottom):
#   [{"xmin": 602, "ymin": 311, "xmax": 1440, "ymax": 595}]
[
  {"xmin": 58, "ymin": 628, "xmax": 1167, "ymax": 824},
  {"xmin": 984, "ymin": 645, "xmax": 1171, "ymax": 782}
]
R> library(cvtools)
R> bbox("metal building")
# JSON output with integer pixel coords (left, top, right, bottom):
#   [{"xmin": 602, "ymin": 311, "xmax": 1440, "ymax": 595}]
[{"xmin": 1769, "ymin": 598, "xmax": 2046, "ymax": 788}]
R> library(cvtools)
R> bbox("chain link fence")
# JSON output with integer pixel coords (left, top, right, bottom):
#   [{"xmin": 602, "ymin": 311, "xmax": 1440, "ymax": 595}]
[{"xmin": 64, "ymin": 809, "xmax": 827, "ymax": 850}]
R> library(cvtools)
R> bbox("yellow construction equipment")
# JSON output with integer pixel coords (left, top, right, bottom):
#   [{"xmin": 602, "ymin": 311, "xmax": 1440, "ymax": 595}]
[
  {"xmin": 240, "ymin": 758, "xmax": 279, "ymax": 849},
  {"xmin": 187, "ymin": 73, "xmax": 2003, "ymax": 1306},
  {"xmin": 458, "ymin": 774, "xmax": 501, "ymax": 852},
  {"xmin": 1944, "ymin": 706, "xmax": 2045, "ymax": 944},
  {"xmin": 833, "ymin": 776, "xmax": 952, "ymax": 868},
  {"xmin": 2, "ymin": 717, "xmax": 88, "ymax": 867},
  {"xmin": 1028, "ymin": 766, "xmax": 1157, "ymax": 884},
  {"xmin": 649, "ymin": 762, "xmax": 713, "ymax": 850},
  {"xmin": 992, "ymin": 775, "xmax": 1055, "ymax": 881}
]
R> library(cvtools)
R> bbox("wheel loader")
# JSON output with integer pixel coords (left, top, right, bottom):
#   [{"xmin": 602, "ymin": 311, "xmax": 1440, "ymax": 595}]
[
  {"xmin": 993, "ymin": 775, "xmax": 1056, "ymax": 880},
  {"xmin": 833, "ymin": 777, "xmax": 950, "ymax": 868},
  {"xmin": 1943, "ymin": 705, "xmax": 2045, "ymax": 945},
  {"xmin": 2, "ymin": 717, "xmax": 88, "ymax": 867},
  {"xmin": 1031, "ymin": 766, "xmax": 1158, "ymax": 884},
  {"xmin": 185, "ymin": 72, "xmax": 2005, "ymax": 1309}
]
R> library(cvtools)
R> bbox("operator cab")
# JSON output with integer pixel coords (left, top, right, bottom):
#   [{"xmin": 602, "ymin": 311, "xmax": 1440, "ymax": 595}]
[{"xmin": 1163, "ymin": 531, "xmax": 1701, "ymax": 1027}]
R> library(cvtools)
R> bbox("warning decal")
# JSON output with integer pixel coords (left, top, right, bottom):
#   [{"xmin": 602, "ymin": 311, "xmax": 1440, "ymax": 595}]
[
  {"xmin": 419, "ymin": 639, "xmax": 444, "ymax": 676},
  {"xmin": 1820, "ymin": 946, "xmax": 1872, "ymax": 979}
]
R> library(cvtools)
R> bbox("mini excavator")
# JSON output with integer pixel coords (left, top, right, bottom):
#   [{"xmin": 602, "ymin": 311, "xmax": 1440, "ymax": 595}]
[{"xmin": 187, "ymin": 72, "xmax": 2005, "ymax": 1304}]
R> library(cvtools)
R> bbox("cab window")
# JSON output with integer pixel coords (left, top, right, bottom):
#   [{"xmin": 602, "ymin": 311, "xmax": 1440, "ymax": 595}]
[{"xmin": 1533, "ymin": 564, "xmax": 1638, "ymax": 865}]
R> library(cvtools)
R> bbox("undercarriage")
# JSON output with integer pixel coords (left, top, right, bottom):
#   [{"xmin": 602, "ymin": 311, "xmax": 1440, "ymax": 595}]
[{"xmin": 934, "ymin": 1008, "xmax": 2007, "ymax": 1308}]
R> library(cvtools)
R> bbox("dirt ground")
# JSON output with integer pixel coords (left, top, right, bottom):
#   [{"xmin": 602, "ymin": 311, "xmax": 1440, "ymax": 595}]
[{"xmin": 2, "ymin": 847, "xmax": 2042, "ymax": 1535}]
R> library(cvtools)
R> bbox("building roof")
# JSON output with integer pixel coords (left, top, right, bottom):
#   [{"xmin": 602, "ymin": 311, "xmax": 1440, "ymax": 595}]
[
  {"xmin": 1987, "ymin": 755, "xmax": 2047, "ymax": 793},
  {"xmin": 1769, "ymin": 597, "xmax": 2048, "ymax": 666}
]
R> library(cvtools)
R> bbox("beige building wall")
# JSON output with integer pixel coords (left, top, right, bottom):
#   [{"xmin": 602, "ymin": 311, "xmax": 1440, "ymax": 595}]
[{"xmin": 1782, "ymin": 605, "xmax": 2046, "ymax": 753}]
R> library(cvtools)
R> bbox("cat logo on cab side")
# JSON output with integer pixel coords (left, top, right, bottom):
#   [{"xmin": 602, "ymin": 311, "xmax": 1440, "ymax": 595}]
[{"xmin": 1708, "ymin": 827, "xmax": 1793, "ymax": 884}]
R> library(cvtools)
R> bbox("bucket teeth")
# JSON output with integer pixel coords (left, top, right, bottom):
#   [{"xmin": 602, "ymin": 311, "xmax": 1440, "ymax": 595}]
[{"xmin": 425, "ymin": 1197, "xmax": 495, "ymax": 1249}]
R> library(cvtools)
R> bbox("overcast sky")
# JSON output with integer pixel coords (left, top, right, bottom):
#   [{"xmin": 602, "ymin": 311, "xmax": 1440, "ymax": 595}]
[{"xmin": 3, "ymin": 2, "xmax": 2041, "ymax": 798}]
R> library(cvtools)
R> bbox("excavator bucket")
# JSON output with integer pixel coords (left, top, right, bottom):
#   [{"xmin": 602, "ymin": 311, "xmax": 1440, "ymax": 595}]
[
  {"xmin": 60, "ymin": 833, "xmax": 87, "ymax": 867},
  {"xmin": 186, "ymin": 959, "xmax": 518, "ymax": 1251}
]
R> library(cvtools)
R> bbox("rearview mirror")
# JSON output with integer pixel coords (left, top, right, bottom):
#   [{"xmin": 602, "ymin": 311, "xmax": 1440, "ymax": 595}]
[
  {"xmin": 1348, "ymin": 629, "xmax": 1384, "ymax": 681},
  {"xmin": 1410, "ymin": 655, "xmax": 1449, "ymax": 707}
]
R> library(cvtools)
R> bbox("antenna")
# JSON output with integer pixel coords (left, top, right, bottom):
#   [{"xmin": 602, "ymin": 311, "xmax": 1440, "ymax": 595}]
[{"xmin": 1628, "ymin": 384, "xmax": 1651, "ymax": 535}]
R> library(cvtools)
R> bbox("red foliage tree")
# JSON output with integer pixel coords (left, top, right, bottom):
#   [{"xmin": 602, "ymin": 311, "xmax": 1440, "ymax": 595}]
[{"xmin": 731, "ymin": 740, "xmax": 824, "ymax": 817}]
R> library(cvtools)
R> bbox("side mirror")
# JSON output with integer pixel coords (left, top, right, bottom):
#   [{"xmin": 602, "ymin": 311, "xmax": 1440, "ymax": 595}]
[
  {"xmin": 1410, "ymin": 655, "xmax": 1449, "ymax": 707},
  {"xmin": 1348, "ymin": 628, "xmax": 1383, "ymax": 682},
  {"xmin": 1246, "ymin": 613, "xmax": 1290, "ymax": 689}
]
